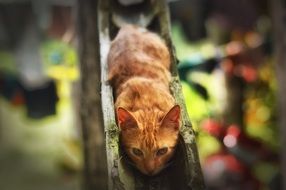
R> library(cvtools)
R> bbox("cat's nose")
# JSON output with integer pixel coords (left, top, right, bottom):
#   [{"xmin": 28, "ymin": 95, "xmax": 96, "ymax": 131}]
[{"xmin": 144, "ymin": 161, "xmax": 156, "ymax": 175}]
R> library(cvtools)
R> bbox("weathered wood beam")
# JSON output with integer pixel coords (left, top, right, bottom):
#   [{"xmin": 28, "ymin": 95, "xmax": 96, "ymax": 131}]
[
  {"xmin": 98, "ymin": 0, "xmax": 205, "ymax": 189},
  {"xmin": 77, "ymin": 0, "xmax": 108, "ymax": 189}
]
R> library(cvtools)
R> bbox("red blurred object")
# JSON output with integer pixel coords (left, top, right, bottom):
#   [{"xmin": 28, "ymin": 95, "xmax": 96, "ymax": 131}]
[
  {"xmin": 201, "ymin": 119, "xmax": 278, "ymax": 189},
  {"xmin": 201, "ymin": 118, "xmax": 225, "ymax": 139},
  {"xmin": 204, "ymin": 150, "xmax": 261, "ymax": 190},
  {"xmin": 221, "ymin": 41, "xmax": 262, "ymax": 83},
  {"xmin": 240, "ymin": 65, "xmax": 257, "ymax": 82},
  {"xmin": 11, "ymin": 90, "xmax": 25, "ymax": 106}
]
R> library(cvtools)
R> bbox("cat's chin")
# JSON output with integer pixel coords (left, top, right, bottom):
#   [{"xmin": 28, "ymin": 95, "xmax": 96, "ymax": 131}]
[{"xmin": 139, "ymin": 167, "xmax": 164, "ymax": 176}]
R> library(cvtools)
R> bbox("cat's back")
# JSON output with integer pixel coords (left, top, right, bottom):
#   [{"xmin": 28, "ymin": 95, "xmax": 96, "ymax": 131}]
[
  {"xmin": 107, "ymin": 25, "xmax": 171, "ymax": 90},
  {"xmin": 108, "ymin": 25, "xmax": 170, "ymax": 67}
]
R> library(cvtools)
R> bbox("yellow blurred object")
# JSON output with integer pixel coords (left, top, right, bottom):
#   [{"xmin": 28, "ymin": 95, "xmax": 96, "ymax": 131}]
[
  {"xmin": 41, "ymin": 39, "xmax": 79, "ymax": 81},
  {"xmin": 47, "ymin": 65, "xmax": 79, "ymax": 81}
]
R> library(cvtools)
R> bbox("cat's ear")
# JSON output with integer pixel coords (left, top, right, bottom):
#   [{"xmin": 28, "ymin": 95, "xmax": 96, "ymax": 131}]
[
  {"xmin": 161, "ymin": 105, "xmax": 181, "ymax": 130},
  {"xmin": 117, "ymin": 107, "xmax": 138, "ymax": 131}
]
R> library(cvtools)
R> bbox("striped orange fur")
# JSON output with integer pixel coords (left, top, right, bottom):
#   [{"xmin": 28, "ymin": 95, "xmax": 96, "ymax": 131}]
[{"xmin": 108, "ymin": 25, "xmax": 181, "ymax": 176}]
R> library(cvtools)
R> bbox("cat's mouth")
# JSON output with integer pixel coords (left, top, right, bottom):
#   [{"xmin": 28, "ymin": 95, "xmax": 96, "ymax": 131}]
[{"xmin": 123, "ymin": 155, "xmax": 175, "ymax": 176}]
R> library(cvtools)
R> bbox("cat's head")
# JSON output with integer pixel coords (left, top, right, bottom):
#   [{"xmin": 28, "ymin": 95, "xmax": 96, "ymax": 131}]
[{"xmin": 117, "ymin": 105, "xmax": 181, "ymax": 176}]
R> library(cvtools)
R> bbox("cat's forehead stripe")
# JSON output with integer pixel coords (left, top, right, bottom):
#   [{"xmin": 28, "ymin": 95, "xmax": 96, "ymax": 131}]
[{"xmin": 135, "ymin": 109, "xmax": 164, "ymax": 127}]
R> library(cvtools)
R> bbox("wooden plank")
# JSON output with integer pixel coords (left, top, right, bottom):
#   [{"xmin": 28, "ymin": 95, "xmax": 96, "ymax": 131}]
[
  {"xmin": 77, "ymin": 0, "xmax": 108, "ymax": 189},
  {"xmin": 98, "ymin": 0, "xmax": 205, "ymax": 189}
]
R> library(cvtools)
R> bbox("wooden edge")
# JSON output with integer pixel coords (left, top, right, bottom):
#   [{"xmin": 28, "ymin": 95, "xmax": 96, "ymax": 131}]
[
  {"xmin": 98, "ymin": 0, "xmax": 136, "ymax": 189},
  {"xmin": 98, "ymin": 1, "xmax": 119, "ymax": 190}
]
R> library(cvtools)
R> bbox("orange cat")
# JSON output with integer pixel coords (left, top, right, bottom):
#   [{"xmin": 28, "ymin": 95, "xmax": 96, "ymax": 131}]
[{"xmin": 108, "ymin": 25, "xmax": 181, "ymax": 176}]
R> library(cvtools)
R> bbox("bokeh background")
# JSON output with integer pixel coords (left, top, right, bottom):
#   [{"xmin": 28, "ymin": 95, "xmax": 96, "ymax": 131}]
[{"xmin": 0, "ymin": 0, "xmax": 282, "ymax": 189}]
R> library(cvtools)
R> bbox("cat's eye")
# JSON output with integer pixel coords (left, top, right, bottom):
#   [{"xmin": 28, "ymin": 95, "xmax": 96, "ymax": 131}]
[
  {"xmin": 156, "ymin": 147, "xmax": 168, "ymax": 156},
  {"xmin": 132, "ymin": 148, "xmax": 143, "ymax": 157}
]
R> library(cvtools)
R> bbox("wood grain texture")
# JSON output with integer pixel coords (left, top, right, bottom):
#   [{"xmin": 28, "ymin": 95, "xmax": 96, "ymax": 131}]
[{"xmin": 77, "ymin": 0, "xmax": 108, "ymax": 189}]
